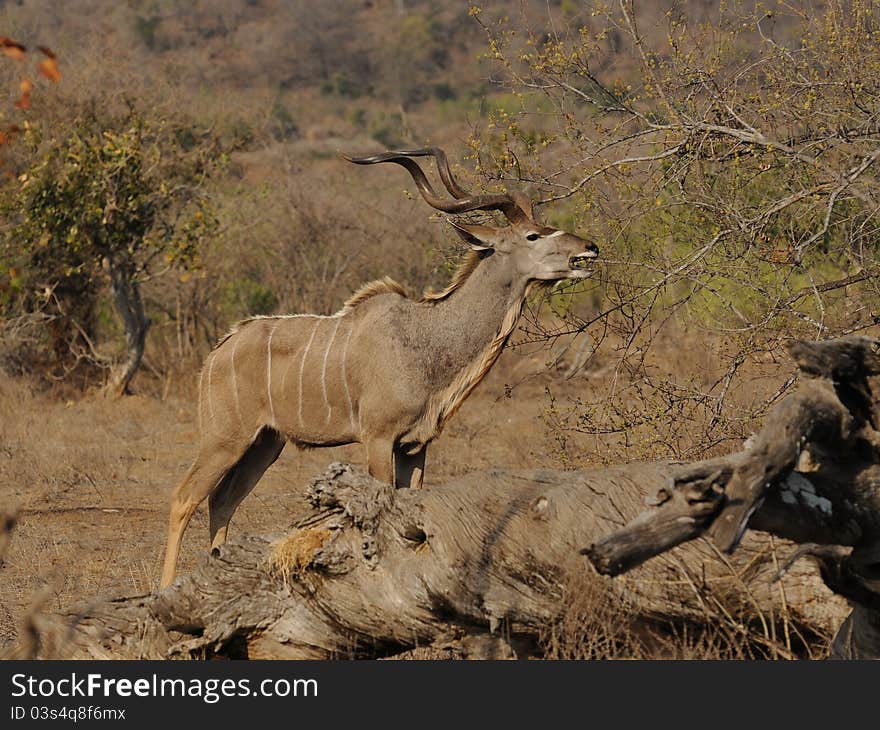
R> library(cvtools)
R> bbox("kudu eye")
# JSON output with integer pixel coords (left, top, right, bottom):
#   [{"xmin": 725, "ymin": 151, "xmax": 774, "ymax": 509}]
[{"xmin": 525, "ymin": 233, "xmax": 541, "ymax": 241}]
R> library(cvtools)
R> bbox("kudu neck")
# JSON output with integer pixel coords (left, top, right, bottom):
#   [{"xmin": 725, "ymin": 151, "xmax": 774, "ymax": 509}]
[
  {"xmin": 424, "ymin": 251, "xmax": 529, "ymax": 378},
  {"xmin": 436, "ymin": 250, "xmax": 528, "ymax": 314}
]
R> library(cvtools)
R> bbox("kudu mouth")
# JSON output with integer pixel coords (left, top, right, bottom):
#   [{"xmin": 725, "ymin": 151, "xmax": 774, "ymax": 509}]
[{"xmin": 569, "ymin": 250, "xmax": 599, "ymax": 271}]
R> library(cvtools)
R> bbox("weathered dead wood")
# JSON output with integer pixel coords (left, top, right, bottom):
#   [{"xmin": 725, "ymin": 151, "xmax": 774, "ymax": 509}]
[
  {"xmin": 585, "ymin": 336, "xmax": 880, "ymax": 658},
  {"xmin": 33, "ymin": 463, "xmax": 646, "ymax": 658}
]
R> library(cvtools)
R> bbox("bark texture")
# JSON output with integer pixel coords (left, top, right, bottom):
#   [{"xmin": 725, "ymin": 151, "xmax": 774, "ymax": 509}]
[
  {"xmin": 35, "ymin": 459, "xmax": 834, "ymax": 659},
  {"xmin": 106, "ymin": 256, "xmax": 150, "ymax": 397}
]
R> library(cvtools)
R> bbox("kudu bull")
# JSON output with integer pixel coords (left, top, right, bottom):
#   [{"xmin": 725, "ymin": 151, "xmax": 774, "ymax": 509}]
[{"xmin": 160, "ymin": 147, "xmax": 599, "ymax": 588}]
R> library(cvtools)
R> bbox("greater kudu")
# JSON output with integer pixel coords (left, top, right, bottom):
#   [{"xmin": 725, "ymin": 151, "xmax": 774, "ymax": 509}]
[{"xmin": 160, "ymin": 147, "xmax": 599, "ymax": 588}]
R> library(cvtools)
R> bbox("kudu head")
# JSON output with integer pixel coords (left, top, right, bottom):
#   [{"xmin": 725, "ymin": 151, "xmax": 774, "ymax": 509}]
[{"xmin": 343, "ymin": 147, "xmax": 599, "ymax": 282}]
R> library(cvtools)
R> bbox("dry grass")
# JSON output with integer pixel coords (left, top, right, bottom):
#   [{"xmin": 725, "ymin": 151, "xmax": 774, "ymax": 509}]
[
  {"xmin": 539, "ymin": 567, "xmax": 832, "ymax": 660},
  {"xmin": 267, "ymin": 528, "xmax": 333, "ymax": 581},
  {"xmin": 0, "ymin": 0, "xmax": 860, "ymax": 660},
  {"xmin": 0, "ymin": 344, "xmax": 580, "ymax": 653}
]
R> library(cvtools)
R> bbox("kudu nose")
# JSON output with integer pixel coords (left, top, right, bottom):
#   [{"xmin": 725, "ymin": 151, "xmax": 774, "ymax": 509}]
[{"xmin": 569, "ymin": 240, "xmax": 599, "ymax": 270}]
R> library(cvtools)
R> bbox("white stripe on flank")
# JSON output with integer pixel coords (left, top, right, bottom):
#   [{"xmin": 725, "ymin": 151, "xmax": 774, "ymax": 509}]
[
  {"xmin": 230, "ymin": 335, "xmax": 242, "ymax": 426},
  {"xmin": 547, "ymin": 229, "xmax": 566, "ymax": 238},
  {"xmin": 266, "ymin": 322, "xmax": 279, "ymax": 425},
  {"xmin": 321, "ymin": 318, "xmax": 340, "ymax": 423},
  {"xmin": 340, "ymin": 321, "xmax": 356, "ymax": 429},
  {"xmin": 206, "ymin": 351, "xmax": 217, "ymax": 422},
  {"xmin": 298, "ymin": 320, "xmax": 319, "ymax": 426},
  {"xmin": 197, "ymin": 362, "xmax": 205, "ymax": 431}
]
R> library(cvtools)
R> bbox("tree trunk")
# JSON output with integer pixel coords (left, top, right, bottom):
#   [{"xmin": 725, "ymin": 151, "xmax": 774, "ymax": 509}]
[{"xmin": 106, "ymin": 255, "xmax": 150, "ymax": 397}]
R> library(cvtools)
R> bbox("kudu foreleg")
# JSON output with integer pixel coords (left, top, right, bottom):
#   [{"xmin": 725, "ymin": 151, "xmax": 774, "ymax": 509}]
[{"xmin": 365, "ymin": 438, "xmax": 394, "ymax": 485}]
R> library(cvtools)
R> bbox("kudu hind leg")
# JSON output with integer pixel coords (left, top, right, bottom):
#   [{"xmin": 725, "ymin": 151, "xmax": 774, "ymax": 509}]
[
  {"xmin": 209, "ymin": 429, "xmax": 285, "ymax": 552},
  {"xmin": 160, "ymin": 445, "xmax": 246, "ymax": 590}
]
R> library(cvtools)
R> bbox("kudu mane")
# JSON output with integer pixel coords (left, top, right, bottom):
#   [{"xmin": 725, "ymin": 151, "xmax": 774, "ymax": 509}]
[
  {"xmin": 343, "ymin": 248, "xmax": 484, "ymax": 308},
  {"xmin": 343, "ymin": 275, "xmax": 408, "ymax": 308}
]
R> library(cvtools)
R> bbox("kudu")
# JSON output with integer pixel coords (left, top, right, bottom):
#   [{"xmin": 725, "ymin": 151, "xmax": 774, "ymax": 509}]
[{"xmin": 160, "ymin": 147, "xmax": 599, "ymax": 588}]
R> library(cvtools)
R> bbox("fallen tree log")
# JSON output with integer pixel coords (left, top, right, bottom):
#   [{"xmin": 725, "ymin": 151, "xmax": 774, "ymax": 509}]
[
  {"xmin": 585, "ymin": 336, "xmax": 880, "ymax": 659},
  {"xmin": 34, "ymin": 338, "xmax": 878, "ymax": 660},
  {"xmin": 37, "ymin": 459, "xmax": 830, "ymax": 660}
]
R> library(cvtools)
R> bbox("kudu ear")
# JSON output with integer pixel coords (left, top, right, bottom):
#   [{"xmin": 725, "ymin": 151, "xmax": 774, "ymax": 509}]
[{"xmin": 447, "ymin": 219, "xmax": 496, "ymax": 252}]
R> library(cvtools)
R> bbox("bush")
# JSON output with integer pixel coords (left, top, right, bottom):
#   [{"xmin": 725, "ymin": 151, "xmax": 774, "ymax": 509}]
[{"xmin": 0, "ymin": 99, "xmax": 219, "ymax": 394}]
